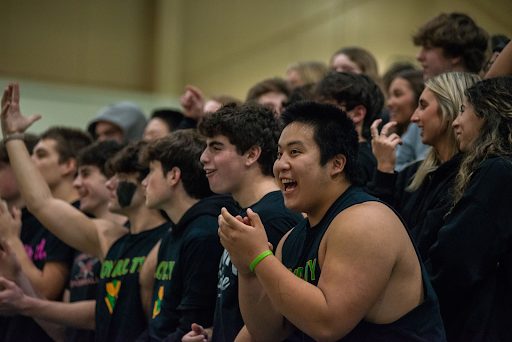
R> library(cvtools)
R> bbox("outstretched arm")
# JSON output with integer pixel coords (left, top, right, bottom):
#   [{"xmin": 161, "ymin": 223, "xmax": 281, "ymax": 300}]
[
  {"xmin": 1, "ymin": 83, "xmax": 120, "ymax": 260},
  {"xmin": 485, "ymin": 41, "xmax": 512, "ymax": 79}
]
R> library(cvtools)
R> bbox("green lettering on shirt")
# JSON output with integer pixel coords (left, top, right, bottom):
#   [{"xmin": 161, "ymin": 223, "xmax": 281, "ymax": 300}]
[
  {"xmin": 130, "ymin": 257, "xmax": 145, "ymax": 273},
  {"xmin": 100, "ymin": 260, "xmax": 114, "ymax": 278}
]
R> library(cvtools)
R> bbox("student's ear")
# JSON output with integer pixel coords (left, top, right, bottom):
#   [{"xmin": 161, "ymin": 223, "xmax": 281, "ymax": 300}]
[
  {"xmin": 351, "ymin": 105, "xmax": 367, "ymax": 124},
  {"xmin": 245, "ymin": 145, "xmax": 262, "ymax": 167},
  {"xmin": 330, "ymin": 154, "xmax": 347, "ymax": 177},
  {"xmin": 450, "ymin": 56, "xmax": 462, "ymax": 68},
  {"xmin": 60, "ymin": 158, "xmax": 77, "ymax": 177},
  {"xmin": 165, "ymin": 166, "xmax": 181, "ymax": 187}
]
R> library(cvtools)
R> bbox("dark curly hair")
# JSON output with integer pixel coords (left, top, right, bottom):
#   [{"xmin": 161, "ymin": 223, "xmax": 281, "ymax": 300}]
[
  {"xmin": 280, "ymin": 101, "xmax": 362, "ymax": 186},
  {"xmin": 413, "ymin": 13, "xmax": 489, "ymax": 73},
  {"xmin": 451, "ymin": 76, "xmax": 512, "ymax": 207},
  {"xmin": 315, "ymin": 72, "xmax": 384, "ymax": 141},
  {"xmin": 78, "ymin": 140, "xmax": 127, "ymax": 178},
  {"xmin": 198, "ymin": 103, "xmax": 281, "ymax": 177},
  {"xmin": 106, "ymin": 141, "xmax": 149, "ymax": 182},
  {"xmin": 140, "ymin": 129, "xmax": 213, "ymax": 200}
]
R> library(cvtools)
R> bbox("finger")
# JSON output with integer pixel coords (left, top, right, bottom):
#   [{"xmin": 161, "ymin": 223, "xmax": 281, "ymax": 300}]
[
  {"xmin": 12, "ymin": 207, "xmax": 22, "ymax": 223},
  {"xmin": 1, "ymin": 89, "xmax": 8, "ymax": 108},
  {"xmin": 370, "ymin": 119, "xmax": 382, "ymax": 137},
  {"xmin": 379, "ymin": 121, "xmax": 397, "ymax": 136},
  {"xmin": 0, "ymin": 276, "xmax": 15, "ymax": 290},
  {"xmin": 221, "ymin": 207, "xmax": 245, "ymax": 229},
  {"xmin": 0, "ymin": 238, "xmax": 13, "ymax": 255},
  {"xmin": 245, "ymin": 208, "xmax": 263, "ymax": 229},
  {"xmin": 12, "ymin": 83, "xmax": 19, "ymax": 104},
  {"xmin": 268, "ymin": 242, "xmax": 274, "ymax": 252}
]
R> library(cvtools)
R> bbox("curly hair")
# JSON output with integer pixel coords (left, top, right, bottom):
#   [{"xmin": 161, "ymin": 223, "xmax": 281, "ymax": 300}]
[
  {"xmin": 197, "ymin": 103, "xmax": 281, "ymax": 177},
  {"xmin": 315, "ymin": 72, "xmax": 384, "ymax": 141},
  {"xmin": 413, "ymin": 13, "xmax": 489, "ymax": 73},
  {"xmin": 407, "ymin": 72, "xmax": 480, "ymax": 191},
  {"xmin": 451, "ymin": 76, "xmax": 512, "ymax": 206},
  {"xmin": 280, "ymin": 101, "xmax": 362, "ymax": 186},
  {"xmin": 106, "ymin": 141, "xmax": 149, "ymax": 182},
  {"xmin": 140, "ymin": 129, "xmax": 213, "ymax": 200}
]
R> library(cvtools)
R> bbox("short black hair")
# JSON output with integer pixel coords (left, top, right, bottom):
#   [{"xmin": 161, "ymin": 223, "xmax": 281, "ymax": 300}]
[
  {"xmin": 198, "ymin": 102, "xmax": 281, "ymax": 177},
  {"xmin": 106, "ymin": 141, "xmax": 148, "ymax": 182},
  {"xmin": 151, "ymin": 109, "xmax": 184, "ymax": 132},
  {"xmin": 280, "ymin": 101, "xmax": 361, "ymax": 185},
  {"xmin": 78, "ymin": 140, "xmax": 127, "ymax": 178},
  {"xmin": 140, "ymin": 129, "xmax": 213, "ymax": 200},
  {"xmin": 315, "ymin": 72, "xmax": 384, "ymax": 140},
  {"xmin": 0, "ymin": 133, "xmax": 40, "ymax": 163}
]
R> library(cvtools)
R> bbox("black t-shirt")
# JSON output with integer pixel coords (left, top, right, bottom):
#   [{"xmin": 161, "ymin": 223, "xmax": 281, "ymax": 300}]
[
  {"xmin": 148, "ymin": 194, "xmax": 238, "ymax": 342},
  {"xmin": 212, "ymin": 191, "xmax": 303, "ymax": 342},
  {"xmin": 95, "ymin": 221, "xmax": 170, "ymax": 342},
  {"xmin": 281, "ymin": 186, "xmax": 446, "ymax": 341},
  {"xmin": 357, "ymin": 141, "xmax": 377, "ymax": 186},
  {"xmin": 0, "ymin": 203, "xmax": 76, "ymax": 342}
]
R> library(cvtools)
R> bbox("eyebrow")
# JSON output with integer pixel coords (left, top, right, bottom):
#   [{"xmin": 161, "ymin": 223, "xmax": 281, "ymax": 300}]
[
  {"xmin": 208, "ymin": 141, "xmax": 224, "ymax": 147},
  {"xmin": 277, "ymin": 140, "xmax": 305, "ymax": 148}
]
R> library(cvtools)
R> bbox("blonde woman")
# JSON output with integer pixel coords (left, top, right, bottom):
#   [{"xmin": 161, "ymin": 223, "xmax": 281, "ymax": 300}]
[
  {"xmin": 426, "ymin": 76, "xmax": 512, "ymax": 341},
  {"xmin": 365, "ymin": 72, "xmax": 480, "ymax": 260}
]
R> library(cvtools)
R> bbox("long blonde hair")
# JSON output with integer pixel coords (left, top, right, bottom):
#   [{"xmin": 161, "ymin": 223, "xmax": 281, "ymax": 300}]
[{"xmin": 407, "ymin": 72, "xmax": 481, "ymax": 191}]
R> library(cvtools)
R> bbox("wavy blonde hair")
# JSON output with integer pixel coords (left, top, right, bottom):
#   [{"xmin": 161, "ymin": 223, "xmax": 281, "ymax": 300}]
[
  {"xmin": 407, "ymin": 72, "xmax": 481, "ymax": 191},
  {"xmin": 451, "ymin": 76, "xmax": 512, "ymax": 207}
]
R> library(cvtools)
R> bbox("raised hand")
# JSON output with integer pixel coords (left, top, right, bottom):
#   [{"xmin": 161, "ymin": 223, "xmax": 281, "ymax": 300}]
[
  {"xmin": 180, "ymin": 85, "xmax": 205, "ymax": 121},
  {"xmin": 0, "ymin": 201, "xmax": 22, "ymax": 240},
  {"xmin": 370, "ymin": 119, "xmax": 403, "ymax": 174},
  {"xmin": 1, "ymin": 82, "xmax": 41, "ymax": 136}
]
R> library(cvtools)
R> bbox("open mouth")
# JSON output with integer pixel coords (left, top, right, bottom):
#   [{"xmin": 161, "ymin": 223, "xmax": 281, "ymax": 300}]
[
  {"xmin": 205, "ymin": 169, "xmax": 216, "ymax": 175},
  {"xmin": 282, "ymin": 178, "xmax": 297, "ymax": 192}
]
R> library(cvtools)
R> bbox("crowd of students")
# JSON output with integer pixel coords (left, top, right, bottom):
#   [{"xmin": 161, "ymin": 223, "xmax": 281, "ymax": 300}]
[{"xmin": 0, "ymin": 11, "xmax": 511, "ymax": 342}]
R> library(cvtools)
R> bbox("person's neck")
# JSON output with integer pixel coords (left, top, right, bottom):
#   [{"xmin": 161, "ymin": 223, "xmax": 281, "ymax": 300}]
[
  {"xmin": 306, "ymin": 181, "xmax": 351, "ymax": 227},
  {"xmin": 5, "ymin": 196, "xmax": 25, "ymax": 212},
  {"xmin": 232, "ymin": 173, "xmax": 280, "ymax": 208},
  {"xmin": 51, "ymin": 180, "xmax": 80, "ymax": 204},
  {"xmin": 125, "ymin": 205, "xmax": 167, "ymax": 235},
  {"xmin": 434, "ymin": 135, "xmax": 457, "ymax": 163},
  {"xmin": 356, "ymin": 123, "xmax": 367, "ymax": 143},
  {"xmin": 163, "ymin": 193, "xmax": 200, "ymax": 225}
]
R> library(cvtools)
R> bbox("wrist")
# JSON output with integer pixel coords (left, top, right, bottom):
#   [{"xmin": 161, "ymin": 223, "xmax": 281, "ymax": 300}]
[
  {"xmin": 250, "ymin": 250, "xmax": 273, "ymax": 273},
  {"xmin": 3, "ymin": 132, "xmax": 24, "ymax": 143},
  {"xmin": 377, "ymin": 161, "xmax": 395, "ymax": 174}
]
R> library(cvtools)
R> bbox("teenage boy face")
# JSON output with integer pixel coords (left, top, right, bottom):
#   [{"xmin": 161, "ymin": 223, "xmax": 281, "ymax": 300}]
[
  {"xmin": 200, "ymin": 135, "xmax": 246, "ymax": 196},
  {"xmin": 106, "ymin": 173, "xmax": 143, "ymax": 214},
  {"xmin": 274, "ymin": 122, "xmax": 330, "ymax": 214},
  {"xmin": 416, "ymin": 44, "xmax": 457, "ymax": 80},
  {"xmin": 142, "ymin": 160, "xmax": 172, "ymax": 210},
  {"xmin": 32, "ymin": 138, "xmax": 67, "ymax": 189},
  {"xmin": 73, "ymin": 165, "xmax": 110, "ymax": 215}
]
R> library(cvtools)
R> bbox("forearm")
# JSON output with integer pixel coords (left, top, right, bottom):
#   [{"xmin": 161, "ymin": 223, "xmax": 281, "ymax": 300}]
[
  {"xmin": 253, "ymin": 256, "xmax": 344, "ymax": 341},
  {"xmin": 6, "ymin": 237, "xmax": 67, "ymax": 300},
  {"xmin": 20, "ymin": 297, "xmax": 96, "ymax": 330},
  {"xmin": 485, "ymin": 41, "xmax": 512, "ymax": 79},
  {"xmin": 6, "ymin": 140, "xmax": 52, "ymax": 213},
  {"xmin": 238, "ymin": 273, "xmax": 291, "ymax": 342}
]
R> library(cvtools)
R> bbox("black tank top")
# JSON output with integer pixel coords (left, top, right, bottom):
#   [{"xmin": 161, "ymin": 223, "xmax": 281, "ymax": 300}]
[{"xmin": 281, "ymin": 186, "xmax": 446, "ymax": 341}]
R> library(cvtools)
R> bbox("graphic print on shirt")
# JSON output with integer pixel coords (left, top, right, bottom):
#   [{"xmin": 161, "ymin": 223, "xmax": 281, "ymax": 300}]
[
  {"xmin": 151, "ymin": 260, "xmax": 176, "ymax": 319},
  {"xmin": 289, "ymin": 258, "xmax": 317, "ymax": 282},
  {"xmin": 70, "ymin": 252, "xmax": 100, "ymax": 288},
  {"xmin": 105, "ymin": 280, "xmax": 121, "ymax": 314},
  {"xmin": 217, "ymin": 249, "xmax": 237, "ymax": 294},
  {"xmin": 24, "ymin": 238, "xmax": 47, "ymax": 261}
]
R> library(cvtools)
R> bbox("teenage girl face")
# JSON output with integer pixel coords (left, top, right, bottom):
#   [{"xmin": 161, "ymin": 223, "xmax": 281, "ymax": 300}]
[
  {"xmin": 387, "ymin": 78, "xmax": 417, "ymax": 129},
  {"xmin": 452, "ymin": 98, "xmax": 484, "ymax": 152},
  {"xmin": 410, "ymin": 88, "xmax": 444, "ymax": 147},
  {"xmin": 330, "ymin": 54, "xmax": 362, "ymax": 74}
]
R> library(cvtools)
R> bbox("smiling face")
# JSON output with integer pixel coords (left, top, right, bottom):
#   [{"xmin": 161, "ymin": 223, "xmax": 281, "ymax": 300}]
[
  {"xmin": 73, "ymin": 165, "xmax": 110, "ymax": 216},
  {"xmin": 387, "ymin": 78, "xmax": 417, "ymax": 132},
  {"xmin": 200, "ymin": 135, "xmax": 247, "ymax": 198},
  {"xmin": 411, "ymin": 88, "xmax": 445, "ymax": 147},
  {"xmin": 330, "ymin": 53, "xmax": 362, "ymax": 74},
  {"xmin": 452, "ymin": 98, "xmax": 483, "ymax": 152},
  {"xmin": 274, "ymin": 122, "xmax": 331, "ymax": 215}
]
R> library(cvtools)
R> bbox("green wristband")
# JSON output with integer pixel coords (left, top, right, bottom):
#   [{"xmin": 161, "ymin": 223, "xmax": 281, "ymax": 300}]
[{"xmin": 250, "ymin": 250, "xmax": 273, "ymax": 272}]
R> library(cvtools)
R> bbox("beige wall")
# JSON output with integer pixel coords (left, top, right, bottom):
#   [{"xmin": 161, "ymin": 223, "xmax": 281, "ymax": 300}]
[{"xmin": 0, "ymin": 0, "xmax": 511, "ymax": 132}]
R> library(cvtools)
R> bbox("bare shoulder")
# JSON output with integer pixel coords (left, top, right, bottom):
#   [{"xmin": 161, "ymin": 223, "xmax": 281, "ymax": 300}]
[{"xmin": 94, "ymin": 219, "xmax": 128, "ymax": 257}]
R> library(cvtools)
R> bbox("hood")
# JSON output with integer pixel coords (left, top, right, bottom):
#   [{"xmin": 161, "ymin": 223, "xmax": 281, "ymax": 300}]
[{"xmin": 87, "ymin": 101, "xmax": 147, "ymax": 142}]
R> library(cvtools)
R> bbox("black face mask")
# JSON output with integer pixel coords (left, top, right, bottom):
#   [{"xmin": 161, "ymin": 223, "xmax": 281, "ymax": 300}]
[{"xmin": 117, "ymin": 181, "xmax": 137, "ymax": 207}]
